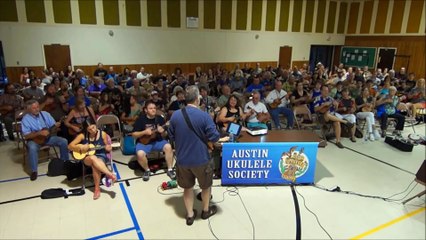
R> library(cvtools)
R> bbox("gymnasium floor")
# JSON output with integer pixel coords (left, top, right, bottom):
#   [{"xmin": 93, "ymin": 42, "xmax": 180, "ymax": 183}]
[{"xmin": 0, "ymin": 124, "xmax": 425, "ymax": 239}]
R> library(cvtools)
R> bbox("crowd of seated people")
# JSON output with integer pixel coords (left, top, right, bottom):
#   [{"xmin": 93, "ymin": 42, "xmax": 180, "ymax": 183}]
[{"xmin": 1, "ymin": 63, "xmax": 425, "ymax": 163}]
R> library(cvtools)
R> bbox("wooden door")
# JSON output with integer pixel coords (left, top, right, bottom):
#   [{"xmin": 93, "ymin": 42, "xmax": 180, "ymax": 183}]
[
  {"xmin": 44, "ymin": 44, "xmax": 71, "ymax": 73},
  {"xmin": 279, "ymin": 46, "xmax": 292, "ymax": 69}
]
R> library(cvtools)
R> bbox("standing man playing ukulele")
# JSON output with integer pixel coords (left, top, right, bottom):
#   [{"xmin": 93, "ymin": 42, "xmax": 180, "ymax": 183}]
[
  {"xmin": 132, "ymin": 100, "xmax": 175, "ymax": 181},
  {"xmin": 21, "ymin": 100, "xmax": 69, "ymax": 181}
]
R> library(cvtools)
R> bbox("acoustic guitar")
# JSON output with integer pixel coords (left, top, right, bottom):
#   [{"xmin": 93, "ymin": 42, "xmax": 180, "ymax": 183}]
[
  {"xmin": 138, "ymin": 123, "xmax": 169, "ymax": 145},
  {"xmin": 269, "ymin": 96, "xmax": 287, "ymax": 109},
  {"xmin": 247, "ymin": 106, "xmax": 270, "ymax": 123},
  {"xmin": 72, "ymin": 143, "xmax": 105, "ymax": 160}
]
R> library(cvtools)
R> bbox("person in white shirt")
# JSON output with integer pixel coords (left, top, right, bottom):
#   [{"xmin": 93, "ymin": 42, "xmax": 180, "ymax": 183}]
[
  {"xmin": 244, "ymin": 91, "xmax": 270, "ymax": 129},
  {"xmin": 136, "ymin": 66, "xmax": 152, "ymax": 80},
  {"xmin": 265, "ymin": 80, "xmax": 294, "ymax": 129}
]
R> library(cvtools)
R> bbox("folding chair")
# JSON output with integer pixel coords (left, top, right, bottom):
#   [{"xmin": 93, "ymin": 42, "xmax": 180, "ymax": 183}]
[
  {"xmin": 13, "ymin": 109, "xmax": 26, "ymax": 149},
  {"xmin": 96, "ymin": 114, "xmax": 122, "ymax": 150},
  {"xmin": 20, "ymin": 130, "xmax": 59, "ymax": 166},
  {"xmin": 293, "ymin": 105, "xmax": 317, "ymax": 130},
  {"xmin": 82, "ymin": 135, "xmax": 114, "ymax": 190}
]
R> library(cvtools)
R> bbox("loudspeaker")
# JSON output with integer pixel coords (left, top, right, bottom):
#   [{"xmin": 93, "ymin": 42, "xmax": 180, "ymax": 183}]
[{"xmin": 415, "ymin": 160, "xmax": 426, "ymax": 183}]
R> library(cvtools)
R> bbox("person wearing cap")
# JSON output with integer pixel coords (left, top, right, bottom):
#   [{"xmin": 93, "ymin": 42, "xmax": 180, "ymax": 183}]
[{"xmin": 151, "ymin": 90, "xmax": 166, "ymax": 115}]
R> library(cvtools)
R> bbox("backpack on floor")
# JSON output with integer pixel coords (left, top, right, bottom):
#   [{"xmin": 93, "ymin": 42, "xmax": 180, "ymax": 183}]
[
  {"xmin": 47, "ymin": 158, "xmax": 65, "ymax": 177},
  {"xmin": 122, "ymin": 135, "xmax": 136, "ymax": 155}
]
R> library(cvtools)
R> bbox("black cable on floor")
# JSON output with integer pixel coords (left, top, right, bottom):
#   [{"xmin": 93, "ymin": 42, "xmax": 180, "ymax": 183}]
[
  {"xmin": 0, "ymin": 195, "xmax": 40, "ymax": 205},
  {"xmin": 207, "ymin": 186, "xmax": 256, "ymax": 240},
  {"xmin": 313, "ymin": 179, "xmax": 420, "ymax": 203},
  {"xmin": 329, "ymin": 141, "xmax": 415, "ymax": 176},
  {"xmin": 294, "ymin": 186, "xmax": 333, "ymax": 240},
  {"xmin": 112, "ymin": 159, "xmax": 129, "ymax": 166},
  {"xmin": 290, "ymin": 185, "xmax": 301, "ymax": 240}
]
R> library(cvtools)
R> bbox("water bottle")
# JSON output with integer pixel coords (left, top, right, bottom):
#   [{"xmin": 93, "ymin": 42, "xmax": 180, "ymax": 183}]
[{"xmin": 229, "ymin": 133, "xmax": 234, "ymax": 142}]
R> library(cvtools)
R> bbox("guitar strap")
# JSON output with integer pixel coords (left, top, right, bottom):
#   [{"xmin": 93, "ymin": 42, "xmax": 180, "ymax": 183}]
[
  {"xmin": 39, "ymin": 112, "xmax": 49, "ymax": 129},
  {"xmin": 181, "ymin": 107, "xmax": 210, "ymax": 151}
]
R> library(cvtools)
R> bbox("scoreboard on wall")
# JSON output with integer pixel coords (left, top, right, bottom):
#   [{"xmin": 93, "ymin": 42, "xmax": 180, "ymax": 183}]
[{"xmin": 340, "ymin": 46, "xmax": 377, "ymax": 69}]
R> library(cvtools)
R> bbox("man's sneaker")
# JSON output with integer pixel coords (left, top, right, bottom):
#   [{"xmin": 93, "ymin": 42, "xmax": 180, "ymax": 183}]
[
  {"xmin": 167, "ymin": 169, "xmax": 176, "ymax": 180},
  {"xmin": 392, "ymin": 130, "xmax": 402, "ymax": 137},
  {"xmin": 369, "ymin": 133, "xmax": 375, "ymax": 141},
  {"xmin": 373, "ymin": 129, "xmax": 381, "ymax": 140},
  {"xmin": 143, "ymin": 171, "xmax": 151, "ymax": 181},
  {"xmin": 201, "ymin": 205, "xmax": 218, "ymax": 220},
  {"xmin": 335, "ymin": 142, "xmax": 344, "ymax": 149}
]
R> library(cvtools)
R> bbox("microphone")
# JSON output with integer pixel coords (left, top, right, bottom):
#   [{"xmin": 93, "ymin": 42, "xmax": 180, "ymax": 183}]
[{"xmin": 161, "ymin": 180, "xmax": 178, "ymax": 190}]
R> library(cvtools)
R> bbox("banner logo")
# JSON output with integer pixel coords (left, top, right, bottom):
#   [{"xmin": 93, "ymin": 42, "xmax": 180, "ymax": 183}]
[{"xmin": 279, "ymin": 146, "xmax": 309, "ymax": 182}]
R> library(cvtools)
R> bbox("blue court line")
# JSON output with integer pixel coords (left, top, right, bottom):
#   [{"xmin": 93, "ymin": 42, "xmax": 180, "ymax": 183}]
[
  {"xmin": 113, "ymin": 163, "xmax": 144, "ymax": 240},
  {"xmin": 86, "ymin": 227, "xmax": 135, "ymax": 240},
  {"xmin": 0, "ymin": 174, "xmax": 47, "ymax": 183}
]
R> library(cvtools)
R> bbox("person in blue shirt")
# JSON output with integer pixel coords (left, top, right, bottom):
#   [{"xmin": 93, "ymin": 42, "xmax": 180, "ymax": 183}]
[
  {"xmin": 245, "ymin": 75, "xmax": 264, "ymax": 98},
  {"xmin": 314, "ymin": 85, "xmax": 354, "ymax": 149},
  {"xmin": 68, "ymin": 86, "xmax": 91, "ymax": 109},
  {"xmin": 21, "ymin": 100, "xmax": 70, "ymax": 181},
  {"xmin": 168, "ymin": 86, "xmax": 227, "ymax": 226}
]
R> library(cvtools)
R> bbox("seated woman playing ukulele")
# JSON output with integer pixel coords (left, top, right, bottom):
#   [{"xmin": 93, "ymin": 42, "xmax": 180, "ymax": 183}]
[
  {"xmin": 64, "ymin": 98, "xmax": 96, "ymax": 142},
  {"xmin": 68, "ymin": 123, "xmax": 116, "ymax": 200},
  {"xmin": 216, "ymin": 94, "xmax": 248, "ymax": 131}
]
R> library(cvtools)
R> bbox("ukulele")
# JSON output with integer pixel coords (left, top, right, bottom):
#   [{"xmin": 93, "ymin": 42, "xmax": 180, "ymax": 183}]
[
  {"xmin": 269, "ymin": 96, "xmax": 287, "ymax": 109},
  {"xmin": 247, "ymin": 106, "xmax": 270, "ymax": 123},
  {"xmin": 68, "ymin": 123, "xmax": 84, "ymax": 136},
  {"xmin": 138, "ymin": 122, "xmax": 169, "ymax": 145},
  {"xmin": 361, "ymin": 103, "xmax": 373, "ymax": 112},
  {"xmin": 222, "ymin": 114, "xmax": 241, "ymax": 129},
  {"xmin": 32, "ymin": 116, "xmax": 65, "ymax": 145},
  {"xmin": 72, "ymin": 144, "xmax": 105, "ymax": 160}
]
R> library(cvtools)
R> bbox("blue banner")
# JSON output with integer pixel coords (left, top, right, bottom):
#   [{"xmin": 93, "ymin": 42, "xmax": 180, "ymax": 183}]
[{"xmin": 221, "ymin": 142, "xmax": 319, "ymax": 185}]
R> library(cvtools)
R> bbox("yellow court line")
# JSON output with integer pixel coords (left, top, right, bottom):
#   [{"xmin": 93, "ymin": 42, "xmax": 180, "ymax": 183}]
[{"xmin": 351, "ymin": 207, "xmax": 426, "ymax": 240}]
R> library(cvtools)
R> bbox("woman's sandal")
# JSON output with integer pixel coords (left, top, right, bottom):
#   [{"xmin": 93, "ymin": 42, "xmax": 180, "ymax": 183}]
[
  {"xmin": 93, "ymin": 189, "xmax": 101, "ymax": 200},
  {"xmin": 186, "ymin": 209, "xmax": 197, "ymax": 226}
]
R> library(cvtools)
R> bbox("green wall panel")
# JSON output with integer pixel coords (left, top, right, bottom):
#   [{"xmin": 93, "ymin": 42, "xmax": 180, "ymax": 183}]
[
  {"xmin": 315, "ymin": 0, "xmax": 326, "ymax": 33},
  {"xmin": 25, "ymin": 0, "xmax": 46, "ymax": 23},
  {"xmin": 186, "ymin": 0, "xmax": 198, "ymax": 17},
  {"xmin": 304, "ymin": 0, "xmax": 315, "ymax": 32},
  {"xmin": 167, "ymin": 0, "xmax": 180, "ymax": 28},
  {"xmin": 279, "ymin": 0, "xmax": 290, "ymax": 31},
  {"xmin": 103, "ymin": 0, "xmax": 119, "ymax": 25},
  {"xmin": 53, "ymin": 0, "xmax": 72, "ymax": 23},
  {"xmin": 251, "ymin": 0, "xmax": 262, "ymax": 30},
  {"xmin": 0, "ymin": 0, "xmax": 18, "ymax": 22},
  {"xmin": 147, "ymin": 0, "xmax": 161, "ymax": 27},
  {"xmin": 326, "ymin": 1, "xmax": 337, "ymax": 33},
  {"xmin": 79, "ymin": 0, "xmax": 97, "ymax": 24},
  {"xmin": 236, "ymin": 0, "xmax": 248, "ymax": 30},
  {"xmin": 265, "ymin": 0, "xmax": 276, "ymax": 31},
  {"xmin": 292, "ymin": 0, "xmax": 302, "ymax": 32},
  {"xmin": 337, "ymin": 2, "xmax": 347, "ymax": 34},
  {"xmin": 125, "ymin": 0, "xmax": 141, "ymax": 26},
  {"xmin": 220, "ymin": 0, "xmax": 232, "ymax": 29},
  {"xmin": 204, "ymin": 0, "xmax": 216, "ymax": 29}
]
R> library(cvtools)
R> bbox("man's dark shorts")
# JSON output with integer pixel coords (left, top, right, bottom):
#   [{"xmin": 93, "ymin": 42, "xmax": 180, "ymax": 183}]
[{"xmin": 176, "ymin": 161, "xmax": 213, "ymax": 189}]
